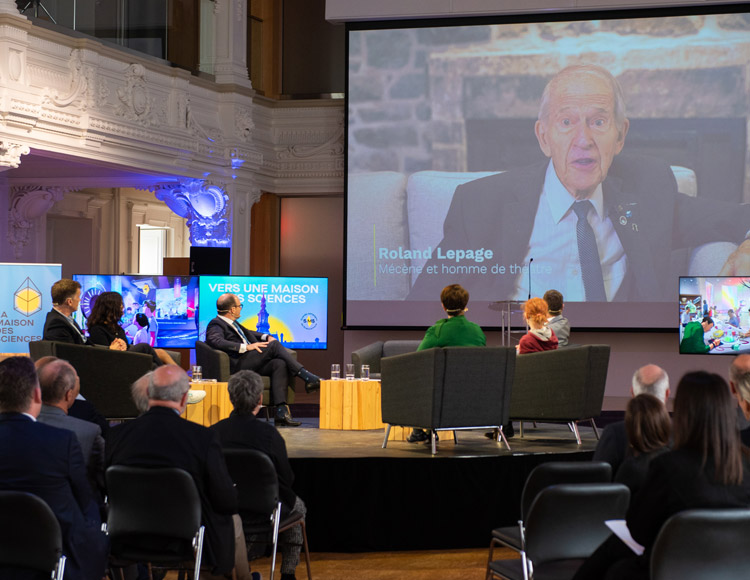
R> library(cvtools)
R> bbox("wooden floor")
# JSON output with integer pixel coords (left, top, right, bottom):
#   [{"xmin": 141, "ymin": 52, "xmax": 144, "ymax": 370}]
[{"xmin": 164, "ymin": 546, "xmax": 519, "ymax": 579}]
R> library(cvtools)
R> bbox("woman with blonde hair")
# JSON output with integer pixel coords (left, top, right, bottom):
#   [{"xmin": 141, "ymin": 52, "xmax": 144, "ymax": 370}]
[{"xmin": 517, "ymin": 297, "xmax": 558, "ymax": 354}]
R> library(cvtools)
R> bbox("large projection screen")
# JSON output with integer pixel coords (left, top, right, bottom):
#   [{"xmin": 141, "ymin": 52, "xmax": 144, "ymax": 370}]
[{"xmin": 345, "ymin": 6, "xmax": 750, "ymax": 329}]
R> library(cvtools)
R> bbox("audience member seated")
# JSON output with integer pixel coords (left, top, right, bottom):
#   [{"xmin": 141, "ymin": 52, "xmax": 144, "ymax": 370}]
[
  {"xmin": 613, "ymin": 393, "xmax": 670, "ymax": 498},
  {"xmin": 572, "ymin": 371, "xmax": 750, "ymax": 580},
  {"xmin": 543, "ymin": 289, "xmax": 570, "ymax": 347},
  {"xmin": 35, "ymin": 356, "xmax": 106, "ymax": 508},
  {"xmin": 594, "ymin": 364, "xmax": 670, "ymax": 476},
  {"xmin": 517, "ymin": 297, "xmax": 558, "ymax": 354},
  {"xmin": 212, "ymin": 370, "xmax": 307, "ymax": 580},
  {"xmin": 130, "ymin": 371, "xmax": 152, "ymax": 416},
  {"xmin": 87, "ymin": 291, "xmax": 177, "ymax": 367},
  {"xmin": 409, "ymin": 284, "xmax": 486, "ymax": 443},
  {"xmin": 205, "ymin": 292, "xmax": 321, "ymax": 428},
  {"xmin": 106, "ymin": 365, "xmax": 251, "ymax": 580},
  {"xmin": 729, "ymin": 354, "xmax": 750, "ymax": 446},
  {"xmin": 0, "ymin": 357, "xmax": 108, "ymax": 580}
]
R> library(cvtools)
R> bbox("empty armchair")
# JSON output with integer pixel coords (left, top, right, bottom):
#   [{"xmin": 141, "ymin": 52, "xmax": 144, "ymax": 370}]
[
  {"xmin": 350, "ymin": 340, "xmax": 421, "ymax": 379},
  {"xmin": 510, "ymin": 345, "xmax": 611, "ymax": 444},
  {"xmin": 380, "ymin": 346, "xmax": 516, "ymax": 454}
]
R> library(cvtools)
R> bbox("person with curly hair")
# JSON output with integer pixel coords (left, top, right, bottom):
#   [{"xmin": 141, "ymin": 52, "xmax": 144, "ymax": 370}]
[
  {"xmin": 87, "ymin": 291, "xmax": 176, "ymax": 367},
  {"xmin": 517, "ymin": 297, "xmax": 559, "ymax": 354}
]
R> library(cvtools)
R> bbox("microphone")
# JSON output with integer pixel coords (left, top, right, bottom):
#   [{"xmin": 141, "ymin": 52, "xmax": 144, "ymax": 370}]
[{"xmin": 528, "ymin": 258, "xmax": 534, "ymax": 300}]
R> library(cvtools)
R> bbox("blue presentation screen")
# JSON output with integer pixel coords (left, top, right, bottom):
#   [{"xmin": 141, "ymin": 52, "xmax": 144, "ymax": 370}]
[
  {"xmin": 199, "ymin": 276, "xmax": 328, "ymax": 350},
  {"xmin": 72, "ymin": 275, "xmax": 200, "ymax": 348}
]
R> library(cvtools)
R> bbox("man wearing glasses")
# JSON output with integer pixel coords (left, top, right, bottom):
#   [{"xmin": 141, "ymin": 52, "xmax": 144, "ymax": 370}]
[{"xmin": 205, "ymin": 293, "xmax": 321, "ymax": 427}]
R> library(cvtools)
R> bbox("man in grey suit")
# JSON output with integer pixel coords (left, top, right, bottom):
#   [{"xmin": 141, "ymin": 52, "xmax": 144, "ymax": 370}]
[{"xmin": 36, "ymin": 356, "xmax": 105, "ymax": 505}]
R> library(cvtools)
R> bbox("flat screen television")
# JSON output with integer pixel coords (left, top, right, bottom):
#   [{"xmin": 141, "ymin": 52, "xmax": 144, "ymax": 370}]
[
  {"xmin": 345, "ymin": 4, "xmax": 750, "ymax": 330},
  {"xmin": 679, "ymin": 276, "xmax": 750, "ymax": 355},
  {"xmin": 72, "ymin": 275, "xmax": 200, "ymax": 348},
  {"xmin": 198, "ymin": 276, "xmax": 328, "ymax": 349}
]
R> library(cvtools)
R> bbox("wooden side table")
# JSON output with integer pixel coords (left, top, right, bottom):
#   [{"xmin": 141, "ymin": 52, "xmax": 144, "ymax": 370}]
[
  {"xmin": 319, "ymin": 379, "xmax": 385, "ymax": 430},
  {"xmin": 182, "ymin": 381, "xmax": 230, "ymax": 427}
]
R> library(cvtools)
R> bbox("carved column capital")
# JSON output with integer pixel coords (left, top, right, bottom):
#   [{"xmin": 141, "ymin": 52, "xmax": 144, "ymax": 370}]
[
  {"xmin": 8, "ymin": 186, "xmax": 67, "ymax": 258},
  {"xmin": 0, "ymin": 141, "xmax": 30, "ymax": 169},
  {"xmin": 152, "ymin": 179, "xmax": 231, "ymax": 247}
]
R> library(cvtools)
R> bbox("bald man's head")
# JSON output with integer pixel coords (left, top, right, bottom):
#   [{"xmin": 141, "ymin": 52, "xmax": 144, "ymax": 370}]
[
  {"xmin": 147, "ymin": 365, "xmax": 190, "ymax": 403},
  {"xmin": 632, "ymin": 364, "xmax": 670, "ymax": 403}
]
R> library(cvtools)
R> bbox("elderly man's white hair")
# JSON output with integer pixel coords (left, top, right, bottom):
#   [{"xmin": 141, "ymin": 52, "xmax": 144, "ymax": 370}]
[
  {"xmin": 729, "ymin": 354, "xmax": 750, "ymax": 404},
  {"xmin": 632, "ymin": 364, "xmax": 669, "ymax": 402},
  {"xmin": 538, "ymin": 63, "xmax": 628, "ymax": 132}
]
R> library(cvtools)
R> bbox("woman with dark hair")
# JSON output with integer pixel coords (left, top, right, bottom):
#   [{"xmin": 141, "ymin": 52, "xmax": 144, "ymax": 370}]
[
  {"xmin": 87, "ymin": 292, "xmax": 176, "ymax": 367},
  {"xmin": 614, "ymin": 393, "xmax": 670, "ymax": 497},
  {"xmin": 573, "ymin": 371, "xmax": 750, "ymax": 580}
]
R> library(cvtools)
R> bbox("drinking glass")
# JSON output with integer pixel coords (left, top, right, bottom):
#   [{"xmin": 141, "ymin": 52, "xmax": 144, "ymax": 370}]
[
  {"xmin": 361, "ymin": 364, "xmax": 370, "ymax": 381},
  {"xmin": 191, "ymin": 365, "xmax": 202, "ymax": 382},
  {"xmin": 331, "ymin": 363, "xmax": 341, "ymax": 380},
  {"xmin": 345, "ymin": 363, "xmax": 355, "ymax": 380}
]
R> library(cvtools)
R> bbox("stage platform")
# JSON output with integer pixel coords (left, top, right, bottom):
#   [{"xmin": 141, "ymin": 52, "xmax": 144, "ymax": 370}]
[{"xmin": 280, "ymin": 418, "xmax": 598, "ymax": 552}]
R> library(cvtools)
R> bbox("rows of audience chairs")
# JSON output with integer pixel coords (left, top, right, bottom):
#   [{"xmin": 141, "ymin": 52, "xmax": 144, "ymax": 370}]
[
  {"xmin": 0, "ymin": 453, "xmax": 309, "ymax": 580},
  {"xmin": 485, "ymin": 461, "xmax": 750, "ymax": 580}
]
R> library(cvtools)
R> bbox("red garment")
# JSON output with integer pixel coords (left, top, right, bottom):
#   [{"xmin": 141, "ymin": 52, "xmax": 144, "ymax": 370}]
[{"xmin": 518, "ymin": 329, "xmax": 559, "ymax": 354}]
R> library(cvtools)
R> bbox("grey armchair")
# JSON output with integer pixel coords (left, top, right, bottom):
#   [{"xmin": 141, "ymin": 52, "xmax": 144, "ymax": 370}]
[
  {"xmin": 350, "ymin": 340, "xmax": 421, "ymax": 379},
  {"xmin": 380, "ymin": 346, "xmax": 516, "ymax": 454},
  {"xmin": 29, "ymin": 340, "xmax": 151, "ymax": 420},
  {"xmin": 510, "ymin": 345, "xmax": 611, "ymax": 444},
  {"xmin": 194, "ymin": 340, "xmax": 296, "ymax": 406}
]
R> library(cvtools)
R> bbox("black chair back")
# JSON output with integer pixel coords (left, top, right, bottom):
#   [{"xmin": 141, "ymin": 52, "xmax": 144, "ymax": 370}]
[
  {"xmin": 520, "ymin": 461, "xmax": 612, "ymax": 520},
  {"xmin": 525, "ymin": 482, "xmax": 630, "ymax": 564},
  {"xmin": 651, "ymin": 508, "xmax": 750, "ymax": 580},
  {"xmin": 223, "ymin": 448, "xmax": 280, "ymax": 519},
  {"xmin": 106, "ymin": 466, "xmax": 203, "ymax": 563},
  {"xmin": 0, "ymin": 490, "xmax": 64, "ymax": 576}
]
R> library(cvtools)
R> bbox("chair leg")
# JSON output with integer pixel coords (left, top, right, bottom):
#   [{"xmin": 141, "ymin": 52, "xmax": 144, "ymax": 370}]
[
  {"xmin": 299, "ymin": 519, "xmax": 313, "ymax": 580},
  {"xmin": 591, "ymin": 418, "xmax": 600, "ymax": 440},
  {"xmin": 486, "ymin": 538, "xmax": 500, "ymax": 580},
  {"xmin": 193, "ymin": 525, "xmax": 205, "ymax": 580},
  {"xmin": 54, "ymin": 555, "xmax": 66, "ymax": 580},
  {"xmin": 519, "ymin": 421, "xmax": 524, "ymax": 438},
  {"xmin": 498, "ymin": 426, "xmax": 511, "ymax": 451},
  {"xmin": 431, "ymin": 430, "xmax": 437, "ymax": 455},
  {"xmin": 570, "ymin": 421, "xmax": 582, "ymax": 445},
  {"xmin": 270, "ymin": 503, "xmax": 282, "ymax": 580},
  {"xmin": 452, "ymin": 430, "xmax": 457, "ymax": 443},
  {"xmin": 382, "ymin": 424, "xmax": 391, "ymax": 449}
]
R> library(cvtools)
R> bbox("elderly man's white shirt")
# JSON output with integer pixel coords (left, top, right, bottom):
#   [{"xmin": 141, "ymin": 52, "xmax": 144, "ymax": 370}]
[{"xmin": 514, "ymin": 161, "xmax": 627, "ymax": 301}]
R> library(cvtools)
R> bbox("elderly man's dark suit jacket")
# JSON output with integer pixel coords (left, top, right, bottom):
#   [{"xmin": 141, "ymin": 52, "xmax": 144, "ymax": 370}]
[
  {"xmin": 0, "ymin": 413, "xmax": 108, "ymax": 580},
  {"xmin": 106, "ymin": 406, "xmax": 238, "ymax": 574},
  {"xmin": 409, "ymin": 155, "xmax": 750, "ymax": 302}
]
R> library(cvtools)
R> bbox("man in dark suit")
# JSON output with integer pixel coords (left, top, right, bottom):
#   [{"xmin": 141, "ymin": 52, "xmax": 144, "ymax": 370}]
[
  {"xmin": 409, "ymin": 64, "xmax": 750, "ymax": 302},
  {"xmin": 212, "ymin": 370, "xmax": 307, "ymax": 580},
  {"xmin": 205, "ymin": 292, "xmax": 321, "ymax": 427},
  {"xmin": 35, "ymin": 356, "xmax": 106, "ymax": 507},
  {"xmin": 43, "ymin": 278, "xmax": 126, "ymax": 349},
  {"xmin": 0, "ymin": 356, "xmax": 108, "ymax": 580},
  {"xmin": 593, "ymin": 364, "xmax": 670, "ymax": 475},
  {"xmin": 106, "ymin": 365, "xmax": 251, "ymax": 580}
]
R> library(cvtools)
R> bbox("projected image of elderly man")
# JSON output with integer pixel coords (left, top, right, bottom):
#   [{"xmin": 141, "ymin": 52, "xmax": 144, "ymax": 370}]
[{"xmin": 409, "ymin": 63, "xmax": 750, "ymax": 303}]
